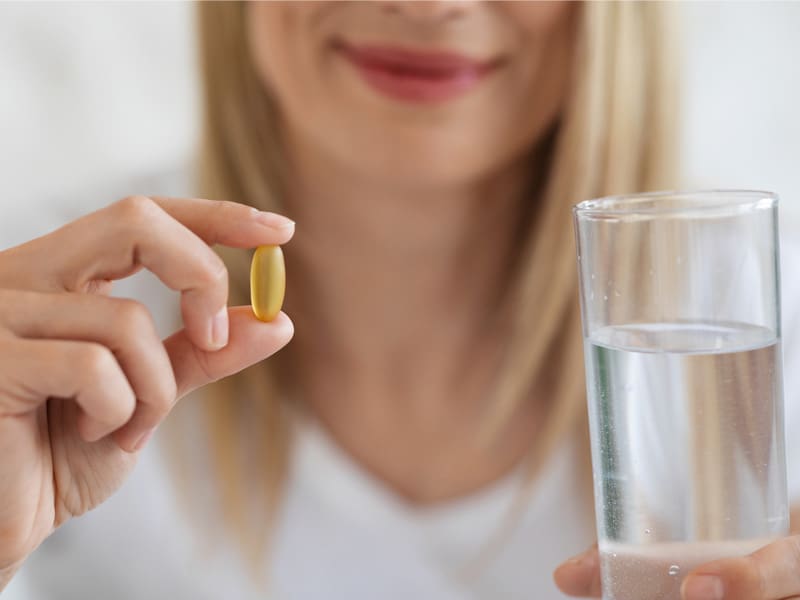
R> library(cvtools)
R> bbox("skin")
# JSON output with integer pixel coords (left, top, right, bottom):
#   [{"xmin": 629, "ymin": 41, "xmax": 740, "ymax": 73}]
[
  {"xmin": 554, "ymin": 509, "xmax": 800, "ymax": 599},
  {"xmin": 247, "ymin": 0, "xmax": 576, "ymax": 504},
  {"xmin": 0, "ymin": 198, "xmax": 295, "ymax": 587},
  {"xmin": 250, "ymin": 2, "xmax": 800, "ymax": 598},
  {"xmin": 1, "ymin": 2, "xmax": 798, "ymax": 598}
]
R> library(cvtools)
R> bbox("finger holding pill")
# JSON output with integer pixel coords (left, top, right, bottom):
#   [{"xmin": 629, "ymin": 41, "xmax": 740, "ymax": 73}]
[{"xmin": 0, "ymin": 197, "xmax": 297, "ymax": 580}]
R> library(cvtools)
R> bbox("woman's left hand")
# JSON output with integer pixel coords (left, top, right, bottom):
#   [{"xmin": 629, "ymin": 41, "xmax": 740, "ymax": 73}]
[{"xmin": 554, "ymin": 534, "xmax": 800, "ymax": 599}]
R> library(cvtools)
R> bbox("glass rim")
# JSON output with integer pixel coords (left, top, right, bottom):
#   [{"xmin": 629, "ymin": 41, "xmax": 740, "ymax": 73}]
[{"xmin": 573, "ymin": 189, "xmax": 779, "ymax": 217}]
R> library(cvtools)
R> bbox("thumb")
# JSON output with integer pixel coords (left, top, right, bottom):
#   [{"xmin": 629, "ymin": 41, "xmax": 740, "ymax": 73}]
[
  {"xmin": 164, "ymin": 305, "xmax": 293, "ymax": 398},
  {"xmin": 554, "ymin": 543, "xmax": 602, "ymax": 597}
]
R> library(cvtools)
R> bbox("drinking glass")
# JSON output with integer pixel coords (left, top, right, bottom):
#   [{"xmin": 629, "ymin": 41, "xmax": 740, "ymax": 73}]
[{"xmin": 573, "ymin": 190, "xmax": 788, "ymax": 600}]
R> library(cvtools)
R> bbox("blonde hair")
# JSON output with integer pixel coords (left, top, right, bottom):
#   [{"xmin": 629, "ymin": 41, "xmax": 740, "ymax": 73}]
[{"xmin": 186, "ymin": 0, "xmax": 678, "ymax": 574}]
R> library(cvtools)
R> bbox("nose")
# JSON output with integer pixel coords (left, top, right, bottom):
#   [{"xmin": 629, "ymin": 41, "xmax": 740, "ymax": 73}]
[{"xmin": 380, "ymin": 1, "xmax": 466, "ymax": 24}]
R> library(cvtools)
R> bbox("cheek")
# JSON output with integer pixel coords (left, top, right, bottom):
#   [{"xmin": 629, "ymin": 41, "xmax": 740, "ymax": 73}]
[
  {"xmin": 499, "ymin": 1, "xmax": 576, "ymax": 35},
  {"xmin": 246, "ymin": 3, "xmax": 320, "ymax": 108},
  {"xmin": 247, "ymin": 3, "xmax": 284, "ymax": 90},
  {"xmin": 247, "ymin": 2, "xmax": 346, "ymax": 168},
  {"xmin": 476, "ymin": 2, "xmax": 576, "ymax": 166}
]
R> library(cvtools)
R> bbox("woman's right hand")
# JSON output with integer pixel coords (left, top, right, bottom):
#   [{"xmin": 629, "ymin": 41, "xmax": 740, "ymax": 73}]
[{"xmin": 0, "ymin": 196, "xmax": 295, "ymax": 585}]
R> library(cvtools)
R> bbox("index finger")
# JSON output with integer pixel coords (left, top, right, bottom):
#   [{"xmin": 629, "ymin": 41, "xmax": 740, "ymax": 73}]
[
  {"xmin": 12, "ymin": 196, "xmax": 294, "ymax": 351},
  {"xmin": 149, "ymin": 196, "xmax": 295, "ymax": 247}
]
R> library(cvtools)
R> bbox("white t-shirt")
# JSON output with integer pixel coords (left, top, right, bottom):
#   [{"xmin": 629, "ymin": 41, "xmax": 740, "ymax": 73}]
[
  {"xmin": 6, "ymin": 421, "xmax": 594, "ymax": 600},
  {"xmin": 4, "ymin": 179, "xmax": 800, "ymax": 599}
]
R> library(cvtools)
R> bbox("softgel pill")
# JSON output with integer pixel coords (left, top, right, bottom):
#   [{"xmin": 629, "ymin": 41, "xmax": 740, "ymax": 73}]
[{"xmin": 250, "ymin": 245, "xmax": 286, "ymax": 322}]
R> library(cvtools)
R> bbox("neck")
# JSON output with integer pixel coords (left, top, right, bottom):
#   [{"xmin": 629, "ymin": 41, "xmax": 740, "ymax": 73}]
[{"xmin": 281, "ymin": 136, "xmax": 540, "ymax": 503}]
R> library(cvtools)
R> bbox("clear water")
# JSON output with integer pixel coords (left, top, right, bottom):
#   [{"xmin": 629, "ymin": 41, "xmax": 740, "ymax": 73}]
[
  {"xmin": 585, "ymin": 322, "xmax": 788, "ymax": 600},
  {"xmin": 600, "ymin": 539, "xmax": 774, "ymax": 600}
]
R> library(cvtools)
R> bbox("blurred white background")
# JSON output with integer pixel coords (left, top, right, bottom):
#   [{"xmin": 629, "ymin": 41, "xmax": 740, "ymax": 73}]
[
  {"xmin": 1, "ymin": 6, "xmax": 799, "ymax": 600},
  {"xmin": 0, "ymin": 2, "xmax": 198, "ymax": 249},
  {"xmin": 1, "ymin": 1, "xmax": 799, "ymax": 245}
]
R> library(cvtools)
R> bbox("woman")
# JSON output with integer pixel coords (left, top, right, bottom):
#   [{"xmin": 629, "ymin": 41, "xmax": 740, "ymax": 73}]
[{"xmin": 2, "ymin": 2, "xmax": 800, "ymax": 599}]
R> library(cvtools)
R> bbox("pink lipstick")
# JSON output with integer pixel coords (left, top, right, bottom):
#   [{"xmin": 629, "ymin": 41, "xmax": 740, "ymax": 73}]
[{"xmin": 335, "ymin": 42, "xmax": 499, "ymax": 104}]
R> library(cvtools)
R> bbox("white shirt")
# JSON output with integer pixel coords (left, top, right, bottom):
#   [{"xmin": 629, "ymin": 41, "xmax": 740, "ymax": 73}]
[
  {"xmin": 3, "ymin": 420, "xmax": 594, "ymax": 600},
  {"xmin": 4, "ymin": 179, "xmax": 800, "ymax": 599}
]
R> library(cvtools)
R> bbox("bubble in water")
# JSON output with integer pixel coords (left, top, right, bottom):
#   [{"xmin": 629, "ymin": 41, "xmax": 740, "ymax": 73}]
[
  {"xmin": 668, "ymin": 565, "xmax": 680, "ymax": 576},
  {"xmin": 644, "ymin": 528, "xmax": 651, "ymax": 535}
]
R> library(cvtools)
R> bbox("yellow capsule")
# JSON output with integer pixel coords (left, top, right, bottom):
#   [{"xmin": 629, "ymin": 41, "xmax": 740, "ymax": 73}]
[{"xmin": 250, "ymin": 245, "xmax": 286, "ymax": 322}]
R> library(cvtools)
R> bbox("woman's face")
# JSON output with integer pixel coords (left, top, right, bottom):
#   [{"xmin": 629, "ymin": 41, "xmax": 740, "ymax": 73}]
[{"xmin": 248, "ymin": 1, "xmax": 576, "ymax": 188}]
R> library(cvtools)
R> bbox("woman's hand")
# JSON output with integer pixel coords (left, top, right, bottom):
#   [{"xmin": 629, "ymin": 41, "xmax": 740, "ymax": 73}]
[
  {"xmin": 0, "ymin": 196, "xmax": 295, "ymax": 583},
  {"xmin": 554, "ymin": 528, "xmax": 800, "ymax": 599}
]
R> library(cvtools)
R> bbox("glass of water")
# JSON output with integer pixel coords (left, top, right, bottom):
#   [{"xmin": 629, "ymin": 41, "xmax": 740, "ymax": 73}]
[{"xmin": 573, "ymin": 190, "xmax": 788, "ymax": 600}]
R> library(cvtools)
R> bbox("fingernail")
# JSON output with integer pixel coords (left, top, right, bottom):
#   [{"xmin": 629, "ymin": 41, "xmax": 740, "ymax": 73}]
[
  {"xmin": 210, "ymin": 307, "xmax": 229, "ymax": 349},
  {"xmin": 566, "ymin": 553, "xmax": 583, "ymax": 565},
  {"xmin": 681, "ymin": 575, "xmax": 724, "ymax": 600},
  {"xmin": 251, "ymin": 208, "xmax": 294, "ymax": 230},
  {"xmin": 133, "ymin": 428, "xmax": 156, "ymax": 452},
  {"xmin": 566, "ymin": 549, "xmax": 596, "ymax": 568}
]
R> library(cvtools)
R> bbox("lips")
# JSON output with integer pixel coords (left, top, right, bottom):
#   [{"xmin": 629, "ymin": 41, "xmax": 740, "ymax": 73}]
[{"xmin": 334, "ymin": 41, "xmax": 500, "ymax": 103}]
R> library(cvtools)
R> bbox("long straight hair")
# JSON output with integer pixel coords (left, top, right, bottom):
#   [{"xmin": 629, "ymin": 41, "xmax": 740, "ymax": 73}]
[{"xmin": 183, "ymin": 0, "xmax": 679, "ymax": 572}]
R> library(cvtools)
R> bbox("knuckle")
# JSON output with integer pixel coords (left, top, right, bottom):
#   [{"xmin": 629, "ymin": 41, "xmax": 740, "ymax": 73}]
[
  {"xmin": 115, "ymin": 394, "xmax": 137, "ymax": 424},
  {"xmin": 114, "ymin": 195, "xmax": 161, "ymax": 229},
  {"xmin": 162, "ymin": 375, "xmax": 178, "ymax": 408},
  {"xmin": 210, "ymin": 199, "xmax": 231, "ymax": 216},
  {"xmin": 151, "ymin": 377, "xmax": 177, "ymax": 418},
  {"xmin": 214, "ymin": 200, "xmax": 246, "ymax": 223},
  {"xmin": 113, "ymin": 298, "xmax": 154, "ymax": 338},
  {"xmin": 197, "ymin": 255, "xmax": 228, "ymax": 289},
  {"xmin": 78, "ymin": 343, "xmax": 118, "ymax": 381},
  {"xmin": 76, "ymin": 344, "xmax": 135, "ymax": 421},
  {"xmin": 148, "ymin": 402, "xmax": 171, "ymax": 425}
]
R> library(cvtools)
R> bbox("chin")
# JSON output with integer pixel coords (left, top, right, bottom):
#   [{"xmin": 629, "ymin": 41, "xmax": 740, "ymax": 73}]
[
  {"xmin": 337, "ymin": 120, "xmax": 511, "ymax": 190},
  {"xmin": 351, "ymin": 145, "xmax": 498, "ymax": 191}
]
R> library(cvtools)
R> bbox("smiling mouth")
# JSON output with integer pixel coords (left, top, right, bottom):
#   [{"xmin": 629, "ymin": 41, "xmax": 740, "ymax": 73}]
[{"xmin": 333, "ymin": 40, "xmax": 503, "ymax": 104}]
